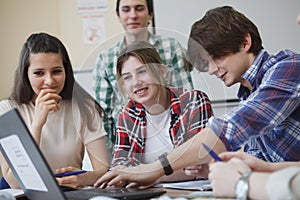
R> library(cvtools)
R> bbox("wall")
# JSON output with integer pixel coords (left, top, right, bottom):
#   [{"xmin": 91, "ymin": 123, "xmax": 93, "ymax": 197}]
[
  {"xmin": 154, "ymin": 0, "xmax": 300, "ymax": 53},
  {"xmin": 0, "ymin": 0, "xmax": 122, "ymax": 100},
  {"xmin": 153, "ymin": 0, "xmax": 300, "ymax": 116},
  {"xmin": 0, "ymin": 1, "xmax": 58, "ymax": 100}
]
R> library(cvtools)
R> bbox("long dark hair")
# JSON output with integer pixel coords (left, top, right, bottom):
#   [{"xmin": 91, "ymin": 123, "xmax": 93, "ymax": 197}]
[{"xmin": 10, "ymin": 32, "xmax": 104, "ymax": 130}]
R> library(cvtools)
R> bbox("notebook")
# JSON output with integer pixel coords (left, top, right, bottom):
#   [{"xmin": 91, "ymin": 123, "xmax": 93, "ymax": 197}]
[{"xmin": 0, "ymin": 108, "xmax": 166, "ymax": 200}]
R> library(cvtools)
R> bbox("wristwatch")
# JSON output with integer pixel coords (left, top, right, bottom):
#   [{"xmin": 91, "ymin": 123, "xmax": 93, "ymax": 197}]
[
  {"xmin": 158, "ymin": 152, "xmax": 174, "ymax": 176},
  {"xmin": 235, "ymin": 171, "xmax": 252, "ymax": 200}
]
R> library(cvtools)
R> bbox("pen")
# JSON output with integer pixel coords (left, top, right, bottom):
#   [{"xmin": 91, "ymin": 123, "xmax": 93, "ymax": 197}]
[
  {"xmin": 54, "ymin": 170, "xmax": 87, "ymax": 177},
  {"xmin": 202, "ymin": 143, "xmax": 223, "ymax": 162}
]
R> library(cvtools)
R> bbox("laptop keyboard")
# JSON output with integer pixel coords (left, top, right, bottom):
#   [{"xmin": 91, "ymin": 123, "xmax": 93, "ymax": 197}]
[
  {"xmin": 64, "ymin": 187, "xmax": 166, "ymax": 200},
  {"xmin": 65, "ymin": 189, "xmax": 104, "ymax": 200}
]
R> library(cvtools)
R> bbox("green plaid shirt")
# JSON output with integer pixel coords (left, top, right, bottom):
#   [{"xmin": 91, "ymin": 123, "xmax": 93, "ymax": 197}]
[{"xmin": 92, "ymin": 32, "xmax": 194, "ymax": 149}]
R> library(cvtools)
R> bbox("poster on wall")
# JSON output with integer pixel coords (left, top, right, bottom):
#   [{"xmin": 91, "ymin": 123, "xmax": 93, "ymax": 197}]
[
  {"xmin": 77, "ymin": 0, "xmax": 108, "ymax": 13},
  {"xmin": 82, "ymin": 15, "xmax": 106, "ymax": 45}
]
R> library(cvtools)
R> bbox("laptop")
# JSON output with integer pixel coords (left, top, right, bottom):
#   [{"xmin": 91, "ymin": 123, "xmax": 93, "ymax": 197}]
[{"xmin": 0, "ymin": 108, "xmax": 166, "ymax": 200}]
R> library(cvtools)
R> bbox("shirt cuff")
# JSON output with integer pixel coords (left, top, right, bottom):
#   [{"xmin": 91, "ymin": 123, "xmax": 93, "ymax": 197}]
[{"xmin": 207, "ymin": 117, "xmax": 222, "ymax": 136}]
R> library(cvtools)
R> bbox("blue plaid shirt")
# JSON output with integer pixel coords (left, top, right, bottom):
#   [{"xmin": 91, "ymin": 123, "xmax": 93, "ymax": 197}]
[{"xmin": 208, "ymin": 49, "xmax": 300, "ymax": 162}]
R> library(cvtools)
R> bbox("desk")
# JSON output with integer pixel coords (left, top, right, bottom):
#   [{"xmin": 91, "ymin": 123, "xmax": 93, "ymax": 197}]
[
  {"xmin": 153, "ymin": 188, "xmax": 236, "ymax": 200},
  {"xmin": 150, "ymin": 187, "xmax": 195, "ymax": 198},
  {"xmin": 8, "ymin": 187, "xmax": 234, "ymax": 200}
]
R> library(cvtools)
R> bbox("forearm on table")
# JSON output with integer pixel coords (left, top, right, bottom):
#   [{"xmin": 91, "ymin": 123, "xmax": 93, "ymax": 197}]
[
  {"xmin": 166, "ymin": 127, "xmax": 226, "ymax": 172},
  {"xmin": 159, "ymin": 169, "xmax": 195, "ymax": 183},
  {"xmin": 81, "ymin": 169, "xmax": 108, "ymax": 186},
  {"xmin": 268, "ymin": 161, "xmax": 300, "ymax": 172},
  {"xmin": 248, "ymin": 172, "xmax": 269, "ymax": 200},
  {"xmin": 248, "ymin": 169, "xmax": 300, "ymax": 200}
]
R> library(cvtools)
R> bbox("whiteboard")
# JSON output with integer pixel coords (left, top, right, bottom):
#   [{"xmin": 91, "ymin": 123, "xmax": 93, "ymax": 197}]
[
  {"xmin": 73, "ymin": 68, "xmax": 94, "ymax": 98},
  {"xmin": 153, "ymin": 0, "xmax": 300, "ymax": 101}
]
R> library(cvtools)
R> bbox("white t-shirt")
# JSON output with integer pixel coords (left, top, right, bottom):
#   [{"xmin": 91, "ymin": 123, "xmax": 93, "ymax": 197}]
[
  {"xmin": 0, "ymin": 99, "xmax": 106, "ymax": 172},
  {"xmin": 143, "ymin": 110, "xmax": 173, "ymax": 163}
]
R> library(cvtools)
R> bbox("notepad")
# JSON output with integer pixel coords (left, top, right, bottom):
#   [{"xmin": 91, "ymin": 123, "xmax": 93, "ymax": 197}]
[
  {"xmin": 0, "ymin": 188, "xmax": 25, "ymax": 198},
  {"xmin": 153, "ymin": 179, "xmax": 212, "ymax": 191}
]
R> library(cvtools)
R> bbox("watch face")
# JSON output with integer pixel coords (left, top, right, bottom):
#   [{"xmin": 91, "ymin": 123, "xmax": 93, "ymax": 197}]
[{"xmin": 236, "ymin": 179, "xmax": 248, "ymax": 200}]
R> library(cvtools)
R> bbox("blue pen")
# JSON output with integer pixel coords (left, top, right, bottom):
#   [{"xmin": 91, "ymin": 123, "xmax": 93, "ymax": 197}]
[
  {"xmin": 202, "ymin": 143, "xmax": 223, "ymax": 161},
  {"xmin": 54, "ymin": 170, "xmax": 87, "ymax": 177}
]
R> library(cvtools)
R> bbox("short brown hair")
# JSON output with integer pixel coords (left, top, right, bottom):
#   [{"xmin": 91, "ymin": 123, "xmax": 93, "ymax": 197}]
[
  {"xmin": 116, "ymin": 0, "xmax": 153, "ymax": 16},
  {"xmin": 188, "ymin": 6, "xmax": 263, "ymax": 69}
]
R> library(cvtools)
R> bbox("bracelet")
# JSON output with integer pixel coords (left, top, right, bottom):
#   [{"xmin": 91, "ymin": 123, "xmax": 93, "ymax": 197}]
[{"xmin": 158, "ymin": 152, "xmax": 174, "ymax": 176}]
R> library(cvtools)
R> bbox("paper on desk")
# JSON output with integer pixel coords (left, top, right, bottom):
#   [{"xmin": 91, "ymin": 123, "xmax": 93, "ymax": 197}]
[
  {"xmin": 153, "ymin": 179, "xmax": 212, "ymax": 191},
  {"xmin": 1, "ymin": 188, "xmax": 24, "ymax": 198},
  {"xmin": 184, "ymin": 191, "xmax": 214, "ymax": 198}
]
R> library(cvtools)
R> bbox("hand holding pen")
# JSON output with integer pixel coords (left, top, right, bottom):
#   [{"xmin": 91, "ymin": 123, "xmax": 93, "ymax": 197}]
[
  {"xmin": 54, "ymin": 170, "xmax": 87, "ymax": 177},
  {"xmin": 202, "ymin": 143, "xmax": 223, "ymax": 162}
]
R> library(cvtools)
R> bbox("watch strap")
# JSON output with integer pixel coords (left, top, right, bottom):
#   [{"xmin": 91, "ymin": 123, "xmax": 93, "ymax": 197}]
[
  {"xmin": 235, "ymin": 170, "xmax": 252, "ymax": 200},
  {"xmin": 158, "ymin": 152, "xmax": 174, "ymax": 176}
]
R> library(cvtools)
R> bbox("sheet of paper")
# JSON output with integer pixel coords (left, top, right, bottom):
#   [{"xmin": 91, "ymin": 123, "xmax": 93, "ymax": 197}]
[
  {"xmin": 1, "ymin": 188, "xmax": 25, "ymax": 198},
  {"xmin": 153, "ymin": 179, "xmax": 212, "ymax": 191},
  {"xmin": 82, "ymin": 14, "xmax": 106, "ymax": 45},
  {"xmin": 0, "ymin": 135, "xmax": 48, "ymax": 191},
  {"xmin": 184, "ymin": 191, "xmax": 214, "ymax": 198},
  {"xmin": 77, "ymin": 0, "xmax": 108, "ymax": 13}
]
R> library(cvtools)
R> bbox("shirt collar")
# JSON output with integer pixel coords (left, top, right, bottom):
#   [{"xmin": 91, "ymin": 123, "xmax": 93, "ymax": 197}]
[
  {"xmin": 117, "ymin": 37, "xmax": 126, "ymax": 53},
  {"xmin": 120, "ymin": 32, "xmax": 159, "ymax": 47},
  {"xmin": 147, "ymin": 32, "xmax": 160, "ymax": 46},
  {"xmin": 237, "ymin": 49, "xmax": 268, "ymax": 98},
  {"xmin": 168, "ymin": 87, "xmax": 182, "ymax": 115}
]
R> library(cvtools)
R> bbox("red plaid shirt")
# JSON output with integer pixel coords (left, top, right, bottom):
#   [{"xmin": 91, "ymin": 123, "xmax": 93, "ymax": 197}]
[{"xmin": 112, "ymin": 87, "xmax": 212, "ymax": 167}]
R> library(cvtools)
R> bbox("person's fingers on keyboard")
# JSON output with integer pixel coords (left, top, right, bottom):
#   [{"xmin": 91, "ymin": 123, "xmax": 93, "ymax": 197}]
[{"xmin": 125, "ymin": 182, "xmax": 138, "ymax": 188}]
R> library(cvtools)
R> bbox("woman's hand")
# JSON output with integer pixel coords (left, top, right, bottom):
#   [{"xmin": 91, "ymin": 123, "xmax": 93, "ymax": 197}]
[
  {"xmin": 94, "ymin": 162, "xmax": 163, "ymax": 189},
  {"xmin": 31, "ymin": 89, "xmax": 61, "ymax": 144},
  {"xmin": 55, "ymin": 166, "xmax": 81, "ymax": 175},
  {"xmin": 183, "ymin": 164, "xmax": 209, "ymax": 179},
  {"xmin": 55, "ymin": 166, "xmax": 86, "ymax": 189},
  {"xmin": 102, "ymin": 165, "xmax": 128, "ymax": 188},
  {"xmin": 33, "ymin": 89, "xmax": 61, "ymax": 126}
]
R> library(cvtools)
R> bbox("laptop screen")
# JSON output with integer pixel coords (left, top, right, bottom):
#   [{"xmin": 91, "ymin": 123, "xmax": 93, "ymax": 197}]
[{"xmin": 0, "ymin": 108, "xmax": 66, "ymax": 200}]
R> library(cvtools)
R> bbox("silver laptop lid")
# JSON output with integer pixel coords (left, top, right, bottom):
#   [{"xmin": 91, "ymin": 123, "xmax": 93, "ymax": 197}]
[{"xmin": 0, "ymin": 108, "xmax": 66, "ymax": 200}]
